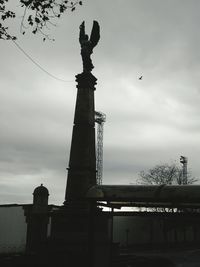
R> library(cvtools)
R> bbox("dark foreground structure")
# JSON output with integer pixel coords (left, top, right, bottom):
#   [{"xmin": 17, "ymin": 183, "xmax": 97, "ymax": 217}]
[{"xmin": 2, "ymin": 21, "xmax": 200, "ymax": 267}]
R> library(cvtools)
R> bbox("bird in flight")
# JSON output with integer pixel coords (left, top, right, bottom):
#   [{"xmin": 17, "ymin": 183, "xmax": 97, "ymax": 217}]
[{"xmin": 139, "ymin": 75, "xmax": 143, "ymax": 80}]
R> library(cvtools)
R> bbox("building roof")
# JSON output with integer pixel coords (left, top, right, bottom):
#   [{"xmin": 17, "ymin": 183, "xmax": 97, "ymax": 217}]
[{"xmin": 86, "ymin": 185, "xmax": 200, "ymax": 208}]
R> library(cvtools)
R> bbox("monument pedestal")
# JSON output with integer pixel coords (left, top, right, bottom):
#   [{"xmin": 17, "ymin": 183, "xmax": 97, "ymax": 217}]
[
  {"xmin": 50, "ymin": 206, "xmax": 89, "ymax": 253},
  {"xmin": 49, "ymin": 204, "xmax": 111, "ymax": 267}
]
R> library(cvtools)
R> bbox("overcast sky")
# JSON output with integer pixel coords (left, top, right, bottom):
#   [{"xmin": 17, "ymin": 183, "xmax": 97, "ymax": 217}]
[{"xmin": 1, "ymin": 0, "xmax": 200, "ymax": 205}]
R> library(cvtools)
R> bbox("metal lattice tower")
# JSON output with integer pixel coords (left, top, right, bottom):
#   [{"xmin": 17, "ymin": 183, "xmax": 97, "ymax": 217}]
[
  {"xmin": 180, "ymin": 156, "xmax": 188, "ymax": 184},
  {"xmin": 95, "ymin": 111, "xmax": 106, "ymax": 185}
]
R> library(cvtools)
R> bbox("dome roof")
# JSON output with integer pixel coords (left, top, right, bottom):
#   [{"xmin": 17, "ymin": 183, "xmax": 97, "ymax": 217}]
[{"xmin": 33, "ymin": 184, "xmax": 49, "ymax": 196}]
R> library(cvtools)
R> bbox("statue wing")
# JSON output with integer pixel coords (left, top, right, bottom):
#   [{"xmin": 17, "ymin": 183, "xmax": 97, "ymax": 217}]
[
  {"xmin": 90, "ymin": 21, "xmax": 100, "ymax": 49},
  {"xmin": 79, "ymin": 21, "xmax": 85, "ymax": 44}
]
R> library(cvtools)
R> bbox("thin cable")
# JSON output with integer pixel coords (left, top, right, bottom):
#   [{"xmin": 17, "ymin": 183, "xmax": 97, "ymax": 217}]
[{"xmin": 11, "ymin": 40, "xmax": 74, "ymax": 83}]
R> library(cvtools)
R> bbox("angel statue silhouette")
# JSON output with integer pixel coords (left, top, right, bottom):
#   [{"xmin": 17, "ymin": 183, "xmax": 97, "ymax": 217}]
[{"xmin": 79, "ymin": 21, "xmax": 100, "ymax": 73}]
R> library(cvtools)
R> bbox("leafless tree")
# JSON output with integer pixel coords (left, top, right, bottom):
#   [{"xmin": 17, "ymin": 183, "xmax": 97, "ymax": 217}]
[
  {"xmin": 138, "ymin": 163, "xmax": 197, "ymax": 186},
  {"xmin": 138, "ymin": 162, "xmax": 197, "ymax": 213}
]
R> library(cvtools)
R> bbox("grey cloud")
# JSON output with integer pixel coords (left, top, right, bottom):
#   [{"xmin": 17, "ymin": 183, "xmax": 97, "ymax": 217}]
[{"xmin": 1, "ymin": 0, "xmax": 200, "ymax": 204}]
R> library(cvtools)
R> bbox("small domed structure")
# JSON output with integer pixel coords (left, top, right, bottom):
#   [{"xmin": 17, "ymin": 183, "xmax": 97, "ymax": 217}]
[
  {"xmin": 33, "ymin": 184, "xmax": 49, "ymax": 210},
  {"xmin": 26, "ymin": 184, "xmax": 50, "ymax": 252},
  {"xmin": 33, "ymin": 184, "xmax": 49, "ymax": 197}
]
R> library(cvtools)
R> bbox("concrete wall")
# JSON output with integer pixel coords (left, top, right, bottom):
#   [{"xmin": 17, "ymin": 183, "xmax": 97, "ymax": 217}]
[
  {"xmin": 113, "ymin": 215, "xmax": 200, "ymax": 247},
  {"xmin": 0, "ymin": 206, "xmax": 27, "ymax": 254},
  {"xmin": 0, "ymin": 205, "xmax": 199, "ymax": 253}
]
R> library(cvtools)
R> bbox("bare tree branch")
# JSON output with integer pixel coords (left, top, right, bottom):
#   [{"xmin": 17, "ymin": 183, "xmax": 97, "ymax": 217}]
[{"xmin": 138, "ymin": 162, "xmax": 197, "ymax": 186}]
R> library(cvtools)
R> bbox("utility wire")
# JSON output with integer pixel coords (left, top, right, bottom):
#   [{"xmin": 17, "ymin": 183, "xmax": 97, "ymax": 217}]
[{"xmin": 11, "ymin": 40, "xmax": 74, "ymax": 83}]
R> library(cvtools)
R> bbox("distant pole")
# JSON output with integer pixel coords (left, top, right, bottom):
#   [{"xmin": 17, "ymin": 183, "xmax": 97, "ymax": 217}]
[
  {"xmin": 126, "ymin": 228, "xmax": 130, "ymax": 248},
  {"xmin": 110, "ymin": 207, "xmax": 114, "ymax": 265},
  {"xmin": 180, "ymin": 156, "xmax": 188, "ymax": 184}
]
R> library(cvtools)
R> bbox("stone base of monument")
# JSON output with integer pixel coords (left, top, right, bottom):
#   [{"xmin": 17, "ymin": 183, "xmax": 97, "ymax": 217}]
[{"xmin": 49, "ymin": 206, "xmax": 111, "ymax": 267}]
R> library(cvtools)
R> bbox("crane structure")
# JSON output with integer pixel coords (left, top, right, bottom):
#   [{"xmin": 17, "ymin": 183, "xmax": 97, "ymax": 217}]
[
  {"xmin": 95, "ymin": 111, "xmax": 106, "ymax": 185},
  {"xmin": 180, "ymin": 156, "xmax": 188, "ymax": 184}
]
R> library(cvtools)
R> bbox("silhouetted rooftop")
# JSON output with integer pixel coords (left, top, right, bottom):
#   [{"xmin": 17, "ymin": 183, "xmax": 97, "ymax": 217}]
[{"xmin": 87, "ymin": 185, "xmax": 200, "ymax": 208}]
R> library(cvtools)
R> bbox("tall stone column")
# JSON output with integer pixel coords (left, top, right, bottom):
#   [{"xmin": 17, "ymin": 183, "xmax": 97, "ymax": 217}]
[
  {"xmin": 64, "ymin": 21, "xmax": 100, "ymax": 207},
  {"xmin": 50, "ymin": 71, "xmax": 98, "ymax": 258},
  {"xmin": 64, "ymin": 72, "xmax": 97, "ymax": 206},
  {"xmin": 49, "ymin": 22, "xmax": 110, "ymax": 266}
]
